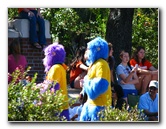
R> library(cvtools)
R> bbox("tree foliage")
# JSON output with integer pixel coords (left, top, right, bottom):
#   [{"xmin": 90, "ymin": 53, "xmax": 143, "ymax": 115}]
[
  {"xmin": 8, "ymin": 8, "xmax": 158, "ymax": 67},
  {"xmin": 8, "ymin": 8, "xmax": 158, "ymax": 122},
  {"xmin": 132, "ymin": 8, "xmax": 158, "ymax": 68}
]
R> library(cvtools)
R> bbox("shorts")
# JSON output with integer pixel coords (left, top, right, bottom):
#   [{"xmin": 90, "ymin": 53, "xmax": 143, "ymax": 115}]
[{"xmin": 122, "ymin": 89, "xmax": 138, "ymax": 98}]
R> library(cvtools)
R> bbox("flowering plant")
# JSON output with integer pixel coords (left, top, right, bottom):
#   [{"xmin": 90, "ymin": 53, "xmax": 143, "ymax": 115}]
[{"xmin": 8, "ymin": 67, "xmax": 68, "ymax": 121}]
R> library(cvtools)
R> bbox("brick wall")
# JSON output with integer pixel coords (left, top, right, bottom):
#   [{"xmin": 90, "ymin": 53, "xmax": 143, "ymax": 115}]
[{"xmin": 8, "ymin": 38, "xmax": 52, "ymax": 83}]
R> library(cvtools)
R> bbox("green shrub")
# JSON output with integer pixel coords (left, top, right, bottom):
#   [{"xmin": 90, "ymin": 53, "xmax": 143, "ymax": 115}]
[
  {"xmin": 8, "ymin": 67, "xmax": 71, "ymax": 121},
  {"xmin": 8, "ymin": 67, "xmax": 145, "ymax": 122},
  {"xmin": 98, "ymin": 102, "xmax": 145, "ymax": 121}
]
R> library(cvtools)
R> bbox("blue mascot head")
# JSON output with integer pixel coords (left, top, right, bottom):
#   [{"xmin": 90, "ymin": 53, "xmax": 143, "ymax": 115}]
[{"xmin": 85, "ymin": 37, "xmax": 109, "ymax": 66}]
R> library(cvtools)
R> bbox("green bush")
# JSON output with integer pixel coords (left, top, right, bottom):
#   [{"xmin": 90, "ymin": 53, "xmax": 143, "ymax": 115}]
[
  {"xmin": 98, "ymin": 101, "xmax": 145, "ymax": 121},
  {"xmin": 8, "ymin": 67, "xmax": 145, "ymax": 122},
  {"xmin": 8, "ymin": 67, "xmax": 71, "ymax": 121}
]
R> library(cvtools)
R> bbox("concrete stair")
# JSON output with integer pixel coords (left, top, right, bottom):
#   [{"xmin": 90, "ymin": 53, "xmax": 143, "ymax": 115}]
[{"xmin": 67, "ymin": 86, "xmax": 82, "ymax": 107}]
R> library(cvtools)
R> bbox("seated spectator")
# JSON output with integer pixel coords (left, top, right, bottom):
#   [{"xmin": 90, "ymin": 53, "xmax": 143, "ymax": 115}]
[
  {"xmin": 18, "ymin": 8, "xmax": 47, "ymax": 49},
  {"xmin": 8, "ymin": 39, "xmax": 27, "ymax": 83},
  {"xmin": 68, "ymin": 46, "xmax": 88, "ymax": 89},
  {"xmin": 70, "ymin": 93, "xmax": 87, "ymax": 121},
  {"xmin": 107, "ymin": 42, "xmax": 116, "ymax": 84},
  {"xmin": 116, "ymin": 50, "xmax": 139, "ymax": 102},
  {"xmin": 112, "ymin": 84, "xmax": 127, "ymax": 110},
  {"xmin": 130, "ymin": 46, "xmax": 158, "ymax": 95},
  {"xmin": 138, "ymin": 80, "xmax": 158, "ymax": 121}
]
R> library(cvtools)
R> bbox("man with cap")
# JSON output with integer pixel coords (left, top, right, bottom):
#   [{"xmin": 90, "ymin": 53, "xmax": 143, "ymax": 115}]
[{"xmin": 138, "ymin": 80, "xmax": 158, "ymax": 121}]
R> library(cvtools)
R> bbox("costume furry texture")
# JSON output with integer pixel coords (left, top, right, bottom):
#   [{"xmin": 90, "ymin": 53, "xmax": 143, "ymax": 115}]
[
  {"xmin": 85, "ymin": 37, "xmax": 109, "ymax": 66},
  {"xmin": 80, "ymin": 37, "xmax": 112, "ymax": 121},
  {"xmin": 43, "ymin": 42, "xmax": 66, "ymax": 72},
  {"xmin": 42, "ymin": 42, "xmax": 70, "ymax": 121}
]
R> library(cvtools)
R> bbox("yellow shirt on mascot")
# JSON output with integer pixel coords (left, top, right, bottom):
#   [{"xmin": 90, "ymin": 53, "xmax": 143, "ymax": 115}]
[
  {"xmin": 87, "ymin": 58, "xmax": 111, "ymax": 106},
  {"xmin": 80, "ymin": 37, "xmax": 112, "ymax": 121}
]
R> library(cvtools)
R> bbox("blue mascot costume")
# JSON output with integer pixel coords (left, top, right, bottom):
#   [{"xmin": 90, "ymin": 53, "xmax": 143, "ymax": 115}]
[{"xmin": 80, "ymin": 37, "xmax": 112, "ymax": 121}]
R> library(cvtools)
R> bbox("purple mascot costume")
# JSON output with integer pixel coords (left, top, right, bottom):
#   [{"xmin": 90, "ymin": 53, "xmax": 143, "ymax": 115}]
[{"xmin": 43, "ymin": 42, "xmax": 70, "ymax": 121}]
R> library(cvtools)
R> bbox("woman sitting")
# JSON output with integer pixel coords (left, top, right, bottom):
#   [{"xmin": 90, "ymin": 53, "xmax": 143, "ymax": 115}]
[
  {"xmin": 8, "ymin": 39, "xmax": 27, "ymax": 83},
  {"xmin": 107, "ymin": 42, "xmax": 116, "ymax": 84},
  {"xmin": 68, "ymin": 46, "xmax": 88, "ymax": 89},
  {"xmin": 130, "ymin": 46, "xmax": 158, "ymax": 95},
  {"xmin": 116, "ymin": 50, "xmax": 139, "ymax": 102},
  {"xmin": 112, "ymin": 84, "xmax": 127, "ymax": 110}
]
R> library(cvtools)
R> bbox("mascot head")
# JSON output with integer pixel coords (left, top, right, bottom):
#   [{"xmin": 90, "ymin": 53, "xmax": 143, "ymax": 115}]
[
  {"xmin": 43, "ymin": 42, "xmax": 66, "ymax": 72},
  {"xmin": 85, "ymin": 37, "xmax": 109, "ymax": 66}
]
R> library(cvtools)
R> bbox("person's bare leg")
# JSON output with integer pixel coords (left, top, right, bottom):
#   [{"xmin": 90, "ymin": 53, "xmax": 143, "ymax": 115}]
[
  {"xmin": 135, "ymin": 75, "xmax": 143, "ymax": 93},
  {"xmin": 141, "ymin": 74, "xmax": 151, "ymax": 94},
  {"xmin": 123, "ymin": 97, "xmax": 129, "ymax": 110},
  {"xmin": 74, "ymin": 76, "xmax": 82, "ymax": 89},
  {"xmin": 151, "ymin": 74, "xmax": 158, "ymax": 81},
  {"xmin": 74, "ymin": 72, "xmax": 87, "ymax": 89}
]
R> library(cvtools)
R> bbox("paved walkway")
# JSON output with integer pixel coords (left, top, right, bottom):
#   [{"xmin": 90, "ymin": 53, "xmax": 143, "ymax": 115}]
[{"xmin": 67, "ymin": 86, "xmax": 82, "ymax": 106}]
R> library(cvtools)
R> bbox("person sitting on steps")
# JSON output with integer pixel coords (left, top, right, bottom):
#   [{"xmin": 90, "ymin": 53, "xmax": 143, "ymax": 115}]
[
  {"xmin": 138, "ymin": 80, "xmax": 158, "ymax": 121},
  {"xmin": 116, "ymin": 50, "xmax": 139, "ymax": 103},
  {"xmin": 130, "ymin": 46, "xmax": 158, "ymax": 95},
  {"xmin": 107, "ymin": 42, "xmax": 116, "ymax": 84},
  {"xmin": 68, "ymin": 46, "xmax": 88, "ymax": 89},
  {"xmin": 111, "ymin": 83, "xmax": 127, "ymax": 110},
  {"xmin": 8, "ymin": 39, "xmax": 27, "ymax": 83},
  {"xmin": 18, "ymin": 8, "xmax": 47, "ymax": 49}
]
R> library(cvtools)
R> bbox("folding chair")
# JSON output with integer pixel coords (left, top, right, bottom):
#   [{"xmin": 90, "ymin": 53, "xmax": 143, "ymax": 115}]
[{"xmin": 127, "ymin": 94, "xmax": 140, "ymax": 108}]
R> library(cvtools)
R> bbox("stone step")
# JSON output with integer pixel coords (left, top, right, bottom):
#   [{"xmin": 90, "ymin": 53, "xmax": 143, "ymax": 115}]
[{"xmin": 67, "ymin": 86, "xmax": 82, "ymax": 106}]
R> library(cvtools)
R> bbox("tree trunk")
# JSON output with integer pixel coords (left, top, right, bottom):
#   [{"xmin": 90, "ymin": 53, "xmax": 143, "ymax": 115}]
[{"xmin": 105, "ymin": 8, "xmax": 134, "ymax": 66}]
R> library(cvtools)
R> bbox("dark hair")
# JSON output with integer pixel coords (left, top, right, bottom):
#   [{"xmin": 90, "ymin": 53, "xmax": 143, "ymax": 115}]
[
  {"xmin": 131, "ymin": 46, "xmax": 146, "ymax": 65},
  {"xmin": 108, "ymin": 43, "xmax": 114, "ymax": 69},
  {"xmin": 70, "ymin": 46, "xmax": 86, "ymax": 70},
  {"xmin": 9, "ymin": 39, "xmax": 21, "ymax": 63},
  {"xmin": 113, "ymin": 84, "xmax": 124, "ymax": 99},
  {"xmin": 80, "ymin": 92, "xmax": 87, "ymax": 105}
]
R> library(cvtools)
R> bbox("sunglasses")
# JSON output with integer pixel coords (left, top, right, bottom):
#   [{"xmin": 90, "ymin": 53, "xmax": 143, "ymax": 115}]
[{"xmin": 149, "ymin": 87, "xmax": 157, "ymax": 90}]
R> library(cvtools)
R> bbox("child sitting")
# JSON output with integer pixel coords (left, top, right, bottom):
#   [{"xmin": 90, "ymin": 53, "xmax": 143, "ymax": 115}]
[{"xmin": 68, "ymin": 46, "xmax": 88, "ymax": 89}]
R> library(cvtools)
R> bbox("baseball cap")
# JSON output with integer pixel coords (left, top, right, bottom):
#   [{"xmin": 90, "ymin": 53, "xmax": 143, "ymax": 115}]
[{"xmin": 149, "ymin": 80, "xmax": 158, "ymax": 89}]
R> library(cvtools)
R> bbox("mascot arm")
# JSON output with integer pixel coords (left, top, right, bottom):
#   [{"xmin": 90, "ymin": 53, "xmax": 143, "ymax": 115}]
[
  {"xmin": 46, "ymin": 65, "xmax": 61, "ymax": 90},
  {"xmin": 84, "ymin": 77, "xmax": 109, "ymax": 100}
]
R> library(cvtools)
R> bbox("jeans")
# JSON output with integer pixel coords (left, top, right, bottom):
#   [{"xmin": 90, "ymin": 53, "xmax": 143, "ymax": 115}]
[{"xmin": 19, "ymin": 10, "xmax": 46, "ymax": 45}]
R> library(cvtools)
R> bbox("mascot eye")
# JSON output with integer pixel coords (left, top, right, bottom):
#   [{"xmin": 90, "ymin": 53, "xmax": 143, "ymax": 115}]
[
  {"xmin": 97, "ymin": 47, "xmax": 100, "ymax": 51},
  {"xmin": 52, "ymin": 52, "xmax": 56, "ymax": 56}
]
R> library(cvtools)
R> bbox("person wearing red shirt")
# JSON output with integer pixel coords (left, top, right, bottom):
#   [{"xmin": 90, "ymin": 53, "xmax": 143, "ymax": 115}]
[
  {"xmin": 130, "ymin": 46, "xmax": 158, "ymax": 95},
  {"xmin": 69, "ymin": 46, "xmax": 88, "ymax": 89}
]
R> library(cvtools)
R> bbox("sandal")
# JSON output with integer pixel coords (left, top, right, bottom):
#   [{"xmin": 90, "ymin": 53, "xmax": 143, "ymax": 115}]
[{"xmin": 33, "ymin": 43, "xmax": 42, "ymax": 49}]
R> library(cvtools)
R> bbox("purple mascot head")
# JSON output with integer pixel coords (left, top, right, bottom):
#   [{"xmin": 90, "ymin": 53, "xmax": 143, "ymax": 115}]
[{"xmin": 43, "ymin": 42, "xmax": 66, "ymax": 72}]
